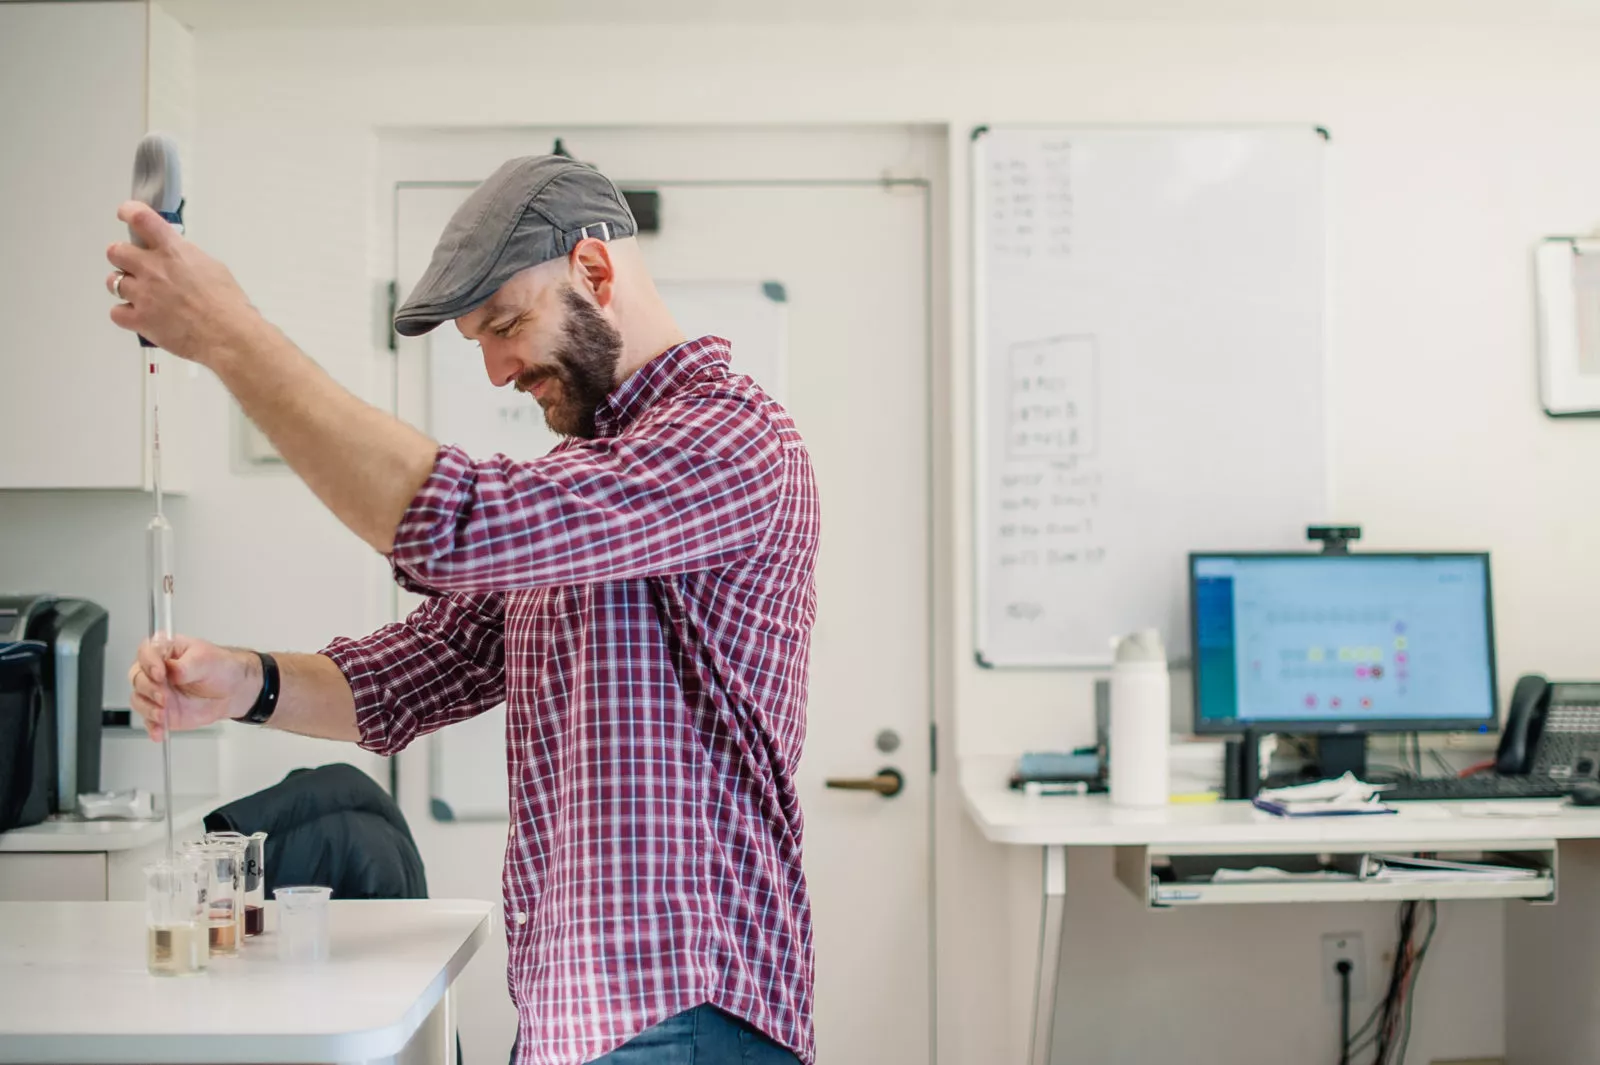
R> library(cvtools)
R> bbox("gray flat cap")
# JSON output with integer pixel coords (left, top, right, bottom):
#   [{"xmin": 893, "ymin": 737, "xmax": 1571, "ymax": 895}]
[{"xmin": 393, "ymin": 155, "xmax": 637, "ymax": 337}]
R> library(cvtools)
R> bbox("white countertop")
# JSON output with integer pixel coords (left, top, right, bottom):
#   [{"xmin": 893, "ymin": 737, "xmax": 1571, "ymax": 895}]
[
  {"xmin": 0, "ymin": 795, "xmax": 219, "ymax": 853},
  {"xmin": 0, "ymin": 899, "xmax": 492, "ymax": 1063},
  {"xmin": 961, "ymin": 756, "xmax": 1600, "ymax": 848}
]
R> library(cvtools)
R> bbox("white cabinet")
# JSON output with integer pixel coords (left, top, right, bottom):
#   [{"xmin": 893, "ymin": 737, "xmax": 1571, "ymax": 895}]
[
  {"xmin": 0, "ymin": 793, "xmax": 215, "ymax": 902},
  {"xmin": 0, "ymin": 1, "xmax": 193, "ymax": 490},
  {"xmin": 0, "ymin": 838, "xmax": 206, "ymax": 902},
  {"xmin": 0, "ymin": 853, "xmax": 108, "ymax": 901}
]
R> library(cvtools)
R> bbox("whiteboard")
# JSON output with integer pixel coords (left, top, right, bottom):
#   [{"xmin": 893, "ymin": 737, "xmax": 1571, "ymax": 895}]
[
  {"xmin": 973, "ymin": 126, "xmax": 1330, "ymax": 668},
  {"xmin": 425, "ymin": 278, "xmax": 789, "ymax": 821}
]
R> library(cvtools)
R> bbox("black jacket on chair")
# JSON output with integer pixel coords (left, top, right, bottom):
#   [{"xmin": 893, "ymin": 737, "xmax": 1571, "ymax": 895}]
[{"xmin": 204, "ymin": 762, "xmax": 427, "ymax": 900}]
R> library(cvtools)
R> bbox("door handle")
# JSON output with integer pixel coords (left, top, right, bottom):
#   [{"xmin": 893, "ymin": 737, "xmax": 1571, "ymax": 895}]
[{"xmin": 824, "ymin": 767, "xmax": 904, "ymax": 798}]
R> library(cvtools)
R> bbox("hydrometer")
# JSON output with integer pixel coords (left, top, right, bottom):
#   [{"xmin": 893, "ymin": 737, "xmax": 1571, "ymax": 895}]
[{"xmin": 129, "ymin": 134, "xmax": 184, "ymax": 857}]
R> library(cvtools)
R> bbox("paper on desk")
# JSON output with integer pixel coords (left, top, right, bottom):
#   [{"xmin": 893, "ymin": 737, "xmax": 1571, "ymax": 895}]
[
  {"xmin": 1258, "ymin": 773, "xmax": 1386, "ymax": 805},
  {"xmin": 1211, "ymin": 866, "xmax": 1357, "ymax": 883},
  {"xmin": 1254, "ymin": 772, "xmax": 1392, "ymax": 816},
  {"xmin": 1359, "ymin": 853, "xmax": 1539, "ymax": 882},
  {"xmin": 77, "ymin": 789, "xmax": 154, "ymax": 820}
]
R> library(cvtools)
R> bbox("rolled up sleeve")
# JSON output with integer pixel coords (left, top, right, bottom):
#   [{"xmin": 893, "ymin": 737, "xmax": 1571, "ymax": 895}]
[
  {"xmin": 389, "ymin": 395, "xmax": 783, "ymax": 595},
  {"xmin": 320, "ymin": 591, "xmax": 505, "ymax": 756}
]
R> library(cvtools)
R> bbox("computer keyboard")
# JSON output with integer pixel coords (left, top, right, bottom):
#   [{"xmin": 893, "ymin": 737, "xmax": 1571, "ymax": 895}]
[{"xmin": 1379, "ymin": 775, "xmax": 1571, "ymax": 802}]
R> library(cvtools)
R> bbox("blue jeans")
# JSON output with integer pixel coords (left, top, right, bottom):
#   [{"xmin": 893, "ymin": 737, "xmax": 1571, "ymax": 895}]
[
  {"xmin": 589, "ymin": 1006, "xmax": 798, "ymax": 1064},
  {"xmin": 506, "ymin": 1006, "xmax": 795, "ymax": 1065}
]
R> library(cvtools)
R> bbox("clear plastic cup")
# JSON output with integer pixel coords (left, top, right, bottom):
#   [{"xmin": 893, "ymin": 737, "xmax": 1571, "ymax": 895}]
[
  {"xmin": 184, "ymin": 841, "xmax": 243, "ymax": 956},
  {"xmin": 274, "ymin": 886, "xmax": 332, "ymax": 964},
  {"xmin": 144, "ymin": 857, "xmax": 208, "ymax": 976}
]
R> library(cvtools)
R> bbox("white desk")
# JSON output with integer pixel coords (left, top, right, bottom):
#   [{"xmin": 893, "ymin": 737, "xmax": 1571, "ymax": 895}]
[
  {"xmin": 961, "ymin": 756, "xmax": 1600, "ymax": 1065},
  {"xmin": 0, "ymin": 899, "xmax": 491, "ymax": 1065}
]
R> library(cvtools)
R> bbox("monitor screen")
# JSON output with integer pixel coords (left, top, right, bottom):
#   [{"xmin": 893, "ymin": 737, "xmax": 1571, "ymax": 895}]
[{"xmin": 1190, "ymin": 553, "xmax": 1498, "ymax": 735}]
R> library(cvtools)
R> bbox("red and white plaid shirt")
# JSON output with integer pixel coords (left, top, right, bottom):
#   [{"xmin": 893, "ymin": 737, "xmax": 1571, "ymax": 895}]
[{"xmin": 321, "ymin": 338, "xmax": 818, "ymax": 1065}]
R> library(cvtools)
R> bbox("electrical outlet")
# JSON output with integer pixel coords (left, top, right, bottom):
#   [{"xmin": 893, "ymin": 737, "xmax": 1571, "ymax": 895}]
[{"xmin": 1322, "ymin": 932, "xmax": 1366, "ymax": 1004}]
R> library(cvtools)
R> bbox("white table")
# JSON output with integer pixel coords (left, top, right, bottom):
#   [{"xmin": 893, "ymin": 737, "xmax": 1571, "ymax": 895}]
[
  {"xmin": 961, "ymin": 756, "xmax": 1600, "ymax": 1065},
  {"xmin": 0, "ymin": 795, "xmax": 219, "ymax": 901},
  {"xmin": 0, "ymin": 899, "xmax": 491, "ymax": 1065}
]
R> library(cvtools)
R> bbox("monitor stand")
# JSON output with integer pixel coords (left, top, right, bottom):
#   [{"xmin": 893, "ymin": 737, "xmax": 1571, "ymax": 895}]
[{"xmin": 1317, "ymin": 733, "xmax": 1368, "ymax": 780}]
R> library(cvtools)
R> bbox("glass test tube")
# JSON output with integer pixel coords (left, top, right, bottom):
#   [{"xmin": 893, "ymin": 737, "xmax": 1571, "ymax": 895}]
[{"xmin": 147, "ymin": 371, "xmax": 176, "ymax": 857}]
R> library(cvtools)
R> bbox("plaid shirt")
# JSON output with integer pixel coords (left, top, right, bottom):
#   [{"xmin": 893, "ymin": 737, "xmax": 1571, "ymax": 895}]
[{"xmin": 321, "ymin": 338, "xmax": 819, "ymax": 1065}]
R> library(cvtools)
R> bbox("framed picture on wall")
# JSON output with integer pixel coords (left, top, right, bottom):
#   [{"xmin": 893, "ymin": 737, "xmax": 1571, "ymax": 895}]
[{"xmin": 1535, "ymin": 237, "xmax": 1600, "ymax": 417}]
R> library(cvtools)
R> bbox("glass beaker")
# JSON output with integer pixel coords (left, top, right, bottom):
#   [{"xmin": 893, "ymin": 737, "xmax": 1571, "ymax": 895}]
[
  {"xmin": 144, "ymin": 857, "xmax": 208, "ymax": 976},
  {"xmin": 274, "ymin": 885, "xmax": 332, "ymax": 964},
  {"xmin": 243, "ymin": 831, "xmax": 268, "ymax": 936},
  {"xmin": 207, "ymin": 831, "xmax": 268, "ymax": 937},
  {"xmin": 185, "ymin": 841, "xmax": 243, "ymax": 956}
]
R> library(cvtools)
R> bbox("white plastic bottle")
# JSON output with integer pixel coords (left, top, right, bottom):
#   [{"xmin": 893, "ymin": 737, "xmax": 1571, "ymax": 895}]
[{"xmin": 1109, "ymin": 629, "xmax": 1170, "ymax": 808}]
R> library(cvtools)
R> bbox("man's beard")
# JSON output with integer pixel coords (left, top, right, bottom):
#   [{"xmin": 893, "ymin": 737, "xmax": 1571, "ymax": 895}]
[{"xmin": 516, "ymin": 288, "xmax": 624, "ymax": 438}]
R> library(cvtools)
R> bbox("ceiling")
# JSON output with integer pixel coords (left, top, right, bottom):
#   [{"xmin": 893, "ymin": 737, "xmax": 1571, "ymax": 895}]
[{"xmin": 78, "ymin": 0, "xmax": 1600, "ymax": 29}]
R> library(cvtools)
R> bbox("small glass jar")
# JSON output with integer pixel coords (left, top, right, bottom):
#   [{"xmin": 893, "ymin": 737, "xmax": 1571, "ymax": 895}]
[
  {"xmin": 206, "ymin": 830, "xmax": 268, "ymax": 937},
  {"xmin": 144, "ymin": 857, "xmax": 208, "ymax": 976},
  {"xmin": 184, "ymin": 840, "xmax": 244, "ymax": 956}
]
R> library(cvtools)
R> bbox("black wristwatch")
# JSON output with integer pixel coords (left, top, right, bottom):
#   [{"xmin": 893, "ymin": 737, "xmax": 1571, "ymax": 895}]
[{"xmin": 236, "ymin": 651, "xmax": 280, "ymax": 726}]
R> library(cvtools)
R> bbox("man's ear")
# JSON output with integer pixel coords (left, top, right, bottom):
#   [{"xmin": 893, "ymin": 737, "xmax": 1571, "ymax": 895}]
[{"xmin": 570, "ymin": 239, "xmax": 616, "ymax": 308}]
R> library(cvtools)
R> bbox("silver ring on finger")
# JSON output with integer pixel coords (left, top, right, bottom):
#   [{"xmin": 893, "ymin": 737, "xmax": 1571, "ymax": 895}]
[{"xmin": 112, "ymin": 271, "xmax": 126, "ymax": 301}]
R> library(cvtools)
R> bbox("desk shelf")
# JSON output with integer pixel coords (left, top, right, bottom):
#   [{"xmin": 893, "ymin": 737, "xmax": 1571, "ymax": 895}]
[{"xmin": 1114, "ymin": 838, "xmax": 1558, "ymax": 909}]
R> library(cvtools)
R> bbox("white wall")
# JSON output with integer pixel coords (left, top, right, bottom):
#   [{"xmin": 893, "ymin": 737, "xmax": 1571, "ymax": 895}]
[
  {"xmin": 10, "ymin": 10, "xmax": 1600, "ymax": 1064},
  {"xmin": 0, "ymin": 491, "xmax": 232, "ymax": 796},
  {"xmin": 0, "ymin": 491, "xmax": 184, "ymax": 710}
]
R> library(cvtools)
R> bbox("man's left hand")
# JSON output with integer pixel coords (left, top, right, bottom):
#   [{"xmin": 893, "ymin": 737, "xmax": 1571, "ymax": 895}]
[{"xmin": 106, "ymin": 201, "xmax": 261, "ymax": 364}]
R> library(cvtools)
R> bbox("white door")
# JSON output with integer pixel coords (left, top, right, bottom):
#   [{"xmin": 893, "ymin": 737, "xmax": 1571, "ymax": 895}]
[{"xmin": 389, "ymin": 126, "xmax": 935, "ymax": 1065}]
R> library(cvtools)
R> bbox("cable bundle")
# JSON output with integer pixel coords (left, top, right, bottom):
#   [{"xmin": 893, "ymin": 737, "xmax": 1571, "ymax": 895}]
[{"xmin": 1345, "ymin": 900, "xmax": 1439, "ymax": 1065}]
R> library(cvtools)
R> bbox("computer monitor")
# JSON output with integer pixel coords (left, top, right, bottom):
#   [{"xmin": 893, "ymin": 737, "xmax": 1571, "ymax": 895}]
[{"xmin": 1190, "ymin": 552, "xmax": 1499, "ymax": 778}]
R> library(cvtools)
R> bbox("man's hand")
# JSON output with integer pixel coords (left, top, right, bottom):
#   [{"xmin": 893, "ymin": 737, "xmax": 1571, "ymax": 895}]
[
  {"xmin": 105, "ymin": 202, "xmax": 263, "ymax": 364},
  {"xmin": 128, "ymin": 636, "xmax": 260, "ymax": 741}
]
